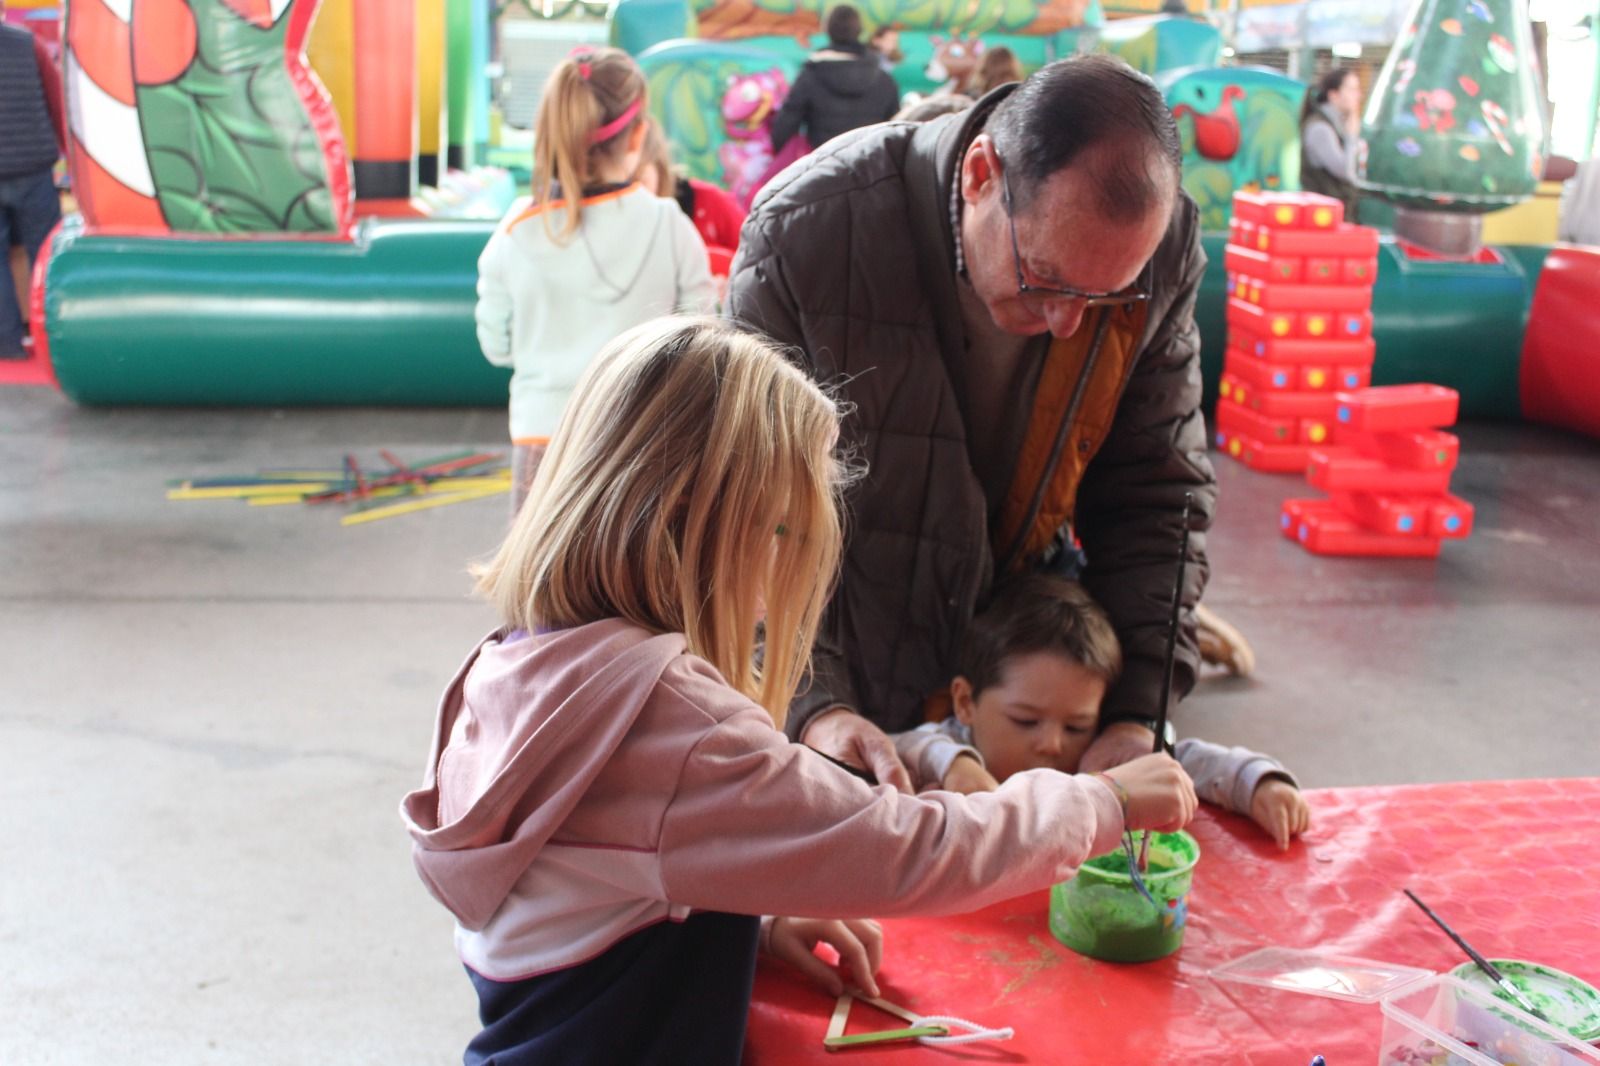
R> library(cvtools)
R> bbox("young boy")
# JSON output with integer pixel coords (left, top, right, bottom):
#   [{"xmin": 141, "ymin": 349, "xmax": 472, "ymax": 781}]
[{"xmin": 895, "ymin": 576, "xmax": 1311, "ymax": 848}]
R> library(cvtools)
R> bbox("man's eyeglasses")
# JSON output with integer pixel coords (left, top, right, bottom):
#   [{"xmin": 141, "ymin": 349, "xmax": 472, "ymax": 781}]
[{"xmin": 999, "ymin": 167, "xmax": 1151, "ymax": 309}]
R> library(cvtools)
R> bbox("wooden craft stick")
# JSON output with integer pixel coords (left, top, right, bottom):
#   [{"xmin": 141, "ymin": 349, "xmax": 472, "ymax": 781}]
[{"xmin": 825, "ymin": 994, "xmax": 852, "ymax": 1041}]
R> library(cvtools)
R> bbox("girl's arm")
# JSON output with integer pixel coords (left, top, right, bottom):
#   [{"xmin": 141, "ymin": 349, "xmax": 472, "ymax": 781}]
[
  {"xmin": 475, "ymin": 230, "xmax": 515, "ymax": 367},
  {"xmin": 656, "ymin": 699, "xmax": 1126, "ymax": 920},
  {"xmin": 671, "ymin": 211, "xmax": 716, "ymax": 314}
]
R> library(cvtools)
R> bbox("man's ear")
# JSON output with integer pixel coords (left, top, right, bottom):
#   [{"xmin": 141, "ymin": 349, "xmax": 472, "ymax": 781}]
[
  {"xmin": 960, "ymin": 132, "xmax": 997, "ymax": 206},
  {"xmin": 951, "ymin": 676, "xmax": 978, "ymax": 725}
]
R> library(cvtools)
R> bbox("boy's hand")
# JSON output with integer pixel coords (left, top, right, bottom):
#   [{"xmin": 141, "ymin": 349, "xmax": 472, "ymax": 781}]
[
  {"xmin": 941, "ymin": 753, "xmax": 999, "ymax": 794},
  {"xmin": 768, "ymin": 917, "xmax": 884, "ymax": 998},
  {"xmin": 1100, "ymin": 752, "xmax": 1197, "ymax": 833},
  {"xmin": 1249, "ymin": 777, "xmax": 1311, "ymax": 850}
]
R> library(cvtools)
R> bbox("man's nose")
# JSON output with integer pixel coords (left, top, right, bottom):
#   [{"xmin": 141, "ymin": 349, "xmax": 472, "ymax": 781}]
[{"xmin": 1045, "ymin": 299, "xmax": 1087, "ymax": 339}]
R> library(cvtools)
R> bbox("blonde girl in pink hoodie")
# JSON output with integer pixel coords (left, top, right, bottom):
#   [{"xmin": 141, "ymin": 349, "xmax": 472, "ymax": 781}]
[{"xmin": 402, "ymin": 315, "xmax": 1196, "ymax": 1065}]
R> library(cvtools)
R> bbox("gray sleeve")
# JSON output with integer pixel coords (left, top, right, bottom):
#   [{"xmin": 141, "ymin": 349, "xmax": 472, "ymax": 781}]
[
  {"xmin": 1303, "ymin": 120, "xmax": 1355, "ymax": 181},
  {"xmin": 892, "ymin": 720, "xmax": 984, "ymax": 792},
  {"xmin": 1173, "ymin": 737, "xmax": 1297, "ymax": 816}
]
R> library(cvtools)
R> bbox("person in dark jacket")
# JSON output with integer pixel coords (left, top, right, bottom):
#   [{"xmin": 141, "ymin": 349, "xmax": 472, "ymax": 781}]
[
  {"xmin": 0, "ymin": 8, "xmax": 64, "ymax": 357},
  {"xmin": 769, "ymin": 5, "xmax": 899, "ymax": 154},
  {"xmin": 728, "ymin": 55, "xmax": 1217, "ymax": 790}
]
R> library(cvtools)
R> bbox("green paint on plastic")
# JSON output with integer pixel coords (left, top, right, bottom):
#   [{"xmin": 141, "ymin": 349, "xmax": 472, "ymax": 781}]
[
  {"xmin": 1450, "ymin": 960, "xmax": 1600, "ymax": 1042},
  {"xmin": 1048, "ymin": 831, "xmax": 1199, "ymax": 963}
]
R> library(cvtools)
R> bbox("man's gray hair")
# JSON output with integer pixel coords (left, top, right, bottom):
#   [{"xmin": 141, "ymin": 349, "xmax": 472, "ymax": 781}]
[{"xmin": 987, "ymin": 54, "xmax": 1182, "ymax": 222}]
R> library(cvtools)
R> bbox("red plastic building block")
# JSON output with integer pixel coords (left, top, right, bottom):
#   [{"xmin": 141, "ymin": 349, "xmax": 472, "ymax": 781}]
[
  {"xmin": 1243, "ymin": 280, "xmax": 1374, "ymax": 313},
  {"xmin": 1229, "ymin": 331, "xmax": 1375, "ymax": 367},
  {"xmin": 1224, "ymin": 351, "xmax": 1298, "ymax": 392},
  {"xmin": 1249, "ymin": 223, "xmax": 1381, "ymax": 258},
  {"xmin": 1224, "ymin": 246, "xmax": 1302, "ymax": 283},
  {"xmin": 1280, "ymin": 498, "xmax": 1444, "ymax": 557},
  {"xmin": 1344, "ymin": 429, "xmax": 1460, "ymax": 471},
  {"xmin": 1307, "ymin": 451, "xmax": 1454, "ymax": 494},
  {"xmin": 1334, "ymin": 492, "xmax": 1474, "ymax": 539},
  {"xmin": 1333, "ymin": 385, "xmax": 1460, "ymax": 433},
  {"xmin": 1216, "ymin": 397, "xmax": 1296, "ymax": 443},
  {"xmin": 1232, "ymin": 191, "xmax": 1344, "ymax": 230},
  {"xmin": 1222, "ymin": 374, "xmax": 1340, "ymax": 418},
  {"xmin": 1217, "ymin": 428, "xmax": 1313, "ymax": 473}
]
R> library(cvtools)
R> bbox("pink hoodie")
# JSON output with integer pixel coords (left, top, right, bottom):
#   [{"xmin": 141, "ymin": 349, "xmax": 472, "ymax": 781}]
[{"xmin": 401, "ymin": 618, "xmax": 1126, "ymax": 981}]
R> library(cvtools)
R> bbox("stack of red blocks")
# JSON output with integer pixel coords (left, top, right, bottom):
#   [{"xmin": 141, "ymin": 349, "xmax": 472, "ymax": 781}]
[
  {"xmin": 1281, "ymin": 384, "xmax": 1475, "ymax": 558},
  {"xmin": 1215, "ymin": 191, "xmax": 1381, "ymax": 472}
]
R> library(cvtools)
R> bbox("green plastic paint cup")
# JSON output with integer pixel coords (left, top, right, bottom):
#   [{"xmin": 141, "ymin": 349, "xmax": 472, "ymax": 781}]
[{"xmin": 1048, "ymin": 831, "xmax": 1200, "ymax": 963}]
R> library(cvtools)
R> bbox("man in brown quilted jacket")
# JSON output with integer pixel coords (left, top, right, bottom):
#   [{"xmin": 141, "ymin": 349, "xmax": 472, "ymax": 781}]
[{"xmin": 727, "ymin": 55, "xmax": 1217, "ymax": 790}]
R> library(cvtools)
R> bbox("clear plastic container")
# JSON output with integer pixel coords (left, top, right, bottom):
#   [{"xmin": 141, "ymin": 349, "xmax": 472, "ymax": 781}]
[
  {"xmin": 1209, "ymin": 946, "xmax": 1433, "ymax": 1004},
  {"xmin": 1379, "ymin": 974, "xmax": 1600, "ymax": 1066}
]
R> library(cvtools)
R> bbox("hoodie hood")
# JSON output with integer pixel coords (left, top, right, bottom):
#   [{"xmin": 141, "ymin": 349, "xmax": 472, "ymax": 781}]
[
  {"xmin": 401, "ymin": 619, "xmax": 686, "ymax": 930},
  {"xmin": 805, "ymin": 46, "xmax": 887, "ymax": 98}
]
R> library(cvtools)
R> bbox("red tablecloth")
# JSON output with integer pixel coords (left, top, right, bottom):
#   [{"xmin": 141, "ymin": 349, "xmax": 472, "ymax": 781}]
[{"xmin": 745, "ymin": 778, "xmax": 1600, "ymax": 1065}]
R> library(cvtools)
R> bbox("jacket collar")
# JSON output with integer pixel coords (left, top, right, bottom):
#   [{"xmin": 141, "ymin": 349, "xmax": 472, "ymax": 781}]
[{"xmin": 903, "ymin": 84, "xmax": 1021, "ymax": 370}]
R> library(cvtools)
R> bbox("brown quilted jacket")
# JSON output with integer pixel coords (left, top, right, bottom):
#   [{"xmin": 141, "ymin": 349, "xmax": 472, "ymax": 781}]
[{"xmin": 727, "ymin": 86, "xmax": 1217, "ymax": 740}]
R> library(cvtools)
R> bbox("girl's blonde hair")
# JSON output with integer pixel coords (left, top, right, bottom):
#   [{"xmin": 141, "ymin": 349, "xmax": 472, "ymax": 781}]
[
  {"xmin": 636, "ymin": 121, "xmax": 678, "ymax": 198},
  {"xmin": 476, "ymin": 316, "xmax": 849, "ymax": 727},
  {"xmin": 533, "ymin": 47, "xmax": 649, "ymax": 243}
]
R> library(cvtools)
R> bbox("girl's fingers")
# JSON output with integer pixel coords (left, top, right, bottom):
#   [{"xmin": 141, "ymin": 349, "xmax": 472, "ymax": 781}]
[
  {"xmin": 850, "ymin": 919, "xmax": 884, "ymax": 977},
  {"xmin": 784, "ymin": 939, "xmax": 844, "ymax": 996},
  {"xmin": 832, "ymin": 927, "xmax": 880, "ymax": 999}
]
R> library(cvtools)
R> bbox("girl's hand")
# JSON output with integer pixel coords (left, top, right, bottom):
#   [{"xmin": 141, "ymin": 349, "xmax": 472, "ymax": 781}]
[
  {"xmin": 1249, "ymin": 777, "xmax": 1312, "ymax": 850},
  {"xmin": 767, "ymin": 917, "xmax": 884, "ymax": 998},
  {"xmin": 1099, "ymin": 752, "xmax": 1197, "ymax": 832},
  {"xmin": 942, "ymin": 754, "xmax": 1000, "ymax": 794}
]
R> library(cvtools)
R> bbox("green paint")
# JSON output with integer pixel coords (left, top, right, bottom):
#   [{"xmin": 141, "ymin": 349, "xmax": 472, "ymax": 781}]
[
  {"xmin": 1048, "ymin": 831, "xmax": 1199, "ymax": 963},
  {"xmin": 1450, "ymin": 960, "xmax": 1600, "ymax": 1042}
]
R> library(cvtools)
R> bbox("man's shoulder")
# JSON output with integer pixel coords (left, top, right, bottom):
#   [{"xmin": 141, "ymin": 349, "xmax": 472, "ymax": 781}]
[{"xmin": 747, "ymin": 123, "xmax": 919, "ymax": 227}]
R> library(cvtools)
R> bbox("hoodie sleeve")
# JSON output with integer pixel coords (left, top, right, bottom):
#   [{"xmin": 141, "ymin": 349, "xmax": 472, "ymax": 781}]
[
  {"xmin": 475, "ymin": 225, "xmax": 515, "ymax": 368},
  {"xmin": 656, "ymin": 693, "xmax": 1125, "ymax": 920},
  {"xmin": 893, "ymin": 721, "xmax": 983, "ymax": 792},
  {"xmin": 1173, "ymin": 737, "xmax": 1297, "ymax": 816}
]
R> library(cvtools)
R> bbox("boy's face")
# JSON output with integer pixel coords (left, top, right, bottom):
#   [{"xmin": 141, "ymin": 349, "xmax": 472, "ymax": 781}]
[{"xmin": 952, "ymin": 651, "xmax": 1104, "ymax": 782}]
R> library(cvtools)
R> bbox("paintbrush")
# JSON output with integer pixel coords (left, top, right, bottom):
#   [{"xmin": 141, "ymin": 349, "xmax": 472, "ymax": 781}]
[
  {"xmin": 1402, "ymin": 889, "xmax": 1551, "ymax": 1022},
  {"xmin": 1137, "ymin": 492, "xmax": 1194, "ymax": 872}
]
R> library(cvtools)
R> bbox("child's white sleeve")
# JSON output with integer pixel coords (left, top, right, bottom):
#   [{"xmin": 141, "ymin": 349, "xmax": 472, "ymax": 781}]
[
  {"xmin": 670, "ymin": 211, "xmax": 716, "ymax": 314},
  {"xmin": 893, "ymin": 722, "xmax": 983, "ymax": 792},
  {"xmin": 1172, "ymin": 737, "xmax": 1297, "ymax": 815},
  {"xmin": 474, "ymin": 229, "xmax": 515, "ymax": 368}
]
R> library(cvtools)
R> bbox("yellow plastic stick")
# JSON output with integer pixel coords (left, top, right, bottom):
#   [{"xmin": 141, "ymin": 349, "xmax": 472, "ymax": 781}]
[
  {"xmin": 168, "ymin": 483, "xmax": 331, "ymax": 500},
  {"xmin": 340, "ymin": 486, "xmax": 505, "ymax": 526}
]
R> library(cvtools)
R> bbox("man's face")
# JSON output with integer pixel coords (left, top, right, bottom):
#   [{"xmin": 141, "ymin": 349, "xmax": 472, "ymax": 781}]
[{"xmin": 959, "ymin": 134, "xmax": 1173, "ymax": 339}]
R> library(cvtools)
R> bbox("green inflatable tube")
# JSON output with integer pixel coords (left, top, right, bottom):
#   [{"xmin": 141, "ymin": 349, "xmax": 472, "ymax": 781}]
[{"xmin": 43, "ymin": 217, "xmax": 508, "ymax": 407}]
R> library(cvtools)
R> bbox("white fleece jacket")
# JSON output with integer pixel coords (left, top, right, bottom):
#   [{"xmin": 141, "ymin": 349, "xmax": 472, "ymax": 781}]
[
  {"xmin": 475, "ymin": 184, "xmax": 715, "ymax": 442},
  {"xmin": 400, "ymin": 619, "xmax": 1126, "ymax": 982}
]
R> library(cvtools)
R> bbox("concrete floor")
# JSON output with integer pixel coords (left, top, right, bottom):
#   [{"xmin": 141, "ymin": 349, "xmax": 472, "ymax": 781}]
[{"xmin": 2, "ymin": 386, "xmax": 1596, "ymax": 1063}]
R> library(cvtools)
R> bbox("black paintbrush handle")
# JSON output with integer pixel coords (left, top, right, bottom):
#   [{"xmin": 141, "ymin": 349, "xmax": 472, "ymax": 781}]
[
  {"xmin": 1402, "ymin": 889, "xmax": 1550, "ymax": 1021},
  {"xmin": 1150, "ymin": 493, "xmax": 1194, "ymax": 755}
]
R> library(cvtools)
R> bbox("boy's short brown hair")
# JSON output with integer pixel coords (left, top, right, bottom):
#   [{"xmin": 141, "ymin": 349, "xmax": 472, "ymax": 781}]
[{"xmin": 956, "ymin": 575, "xmax": 1122, "ymax": 697}]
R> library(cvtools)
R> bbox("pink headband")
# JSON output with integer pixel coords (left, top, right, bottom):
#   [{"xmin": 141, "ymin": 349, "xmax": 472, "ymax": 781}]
[
  {"xmin": 568, "ymin": 47, "xmax": 643, "ymax": 145},
  {"xmin": 590, "ymin": 97, "xmax": 644, "ymax": 145}
]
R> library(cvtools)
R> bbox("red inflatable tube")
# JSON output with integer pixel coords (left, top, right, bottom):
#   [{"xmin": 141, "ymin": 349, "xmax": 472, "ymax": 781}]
[{"xmin": 1520, "ymin": 245, "xmax": 1600, "ymax": 439}]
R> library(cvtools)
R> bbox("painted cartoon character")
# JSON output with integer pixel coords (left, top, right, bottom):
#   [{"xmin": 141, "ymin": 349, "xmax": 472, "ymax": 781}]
[
  {"xmin": 64, "ymin": 0, "xmax": 348, "ymax": 233},
  {"xmin": 1172, "ymin": 84, "xmax": 1246, "ymax": 162},
  {"xmin": 925, "ymin": 32, "xmax": 985, "ymax": 95},
  {"xmin": 718, "ymin": 67, "xmax": 807, "ymax": 208}
]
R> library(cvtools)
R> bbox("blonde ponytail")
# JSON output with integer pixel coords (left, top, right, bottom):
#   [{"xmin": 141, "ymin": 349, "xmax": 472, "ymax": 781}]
[{"xmin": 531, "ymin": 47, "xmax": 649, "ymax": 244}]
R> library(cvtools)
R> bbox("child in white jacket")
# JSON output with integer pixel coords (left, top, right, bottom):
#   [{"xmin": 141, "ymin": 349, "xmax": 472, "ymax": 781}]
[
  {"xmin": 475, "ymin": 47, "xmax": 714, "ymax": 511},
  {"xmin": 402, "ymin": 317, "xmax": 1197, "ymax": 1066}
]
